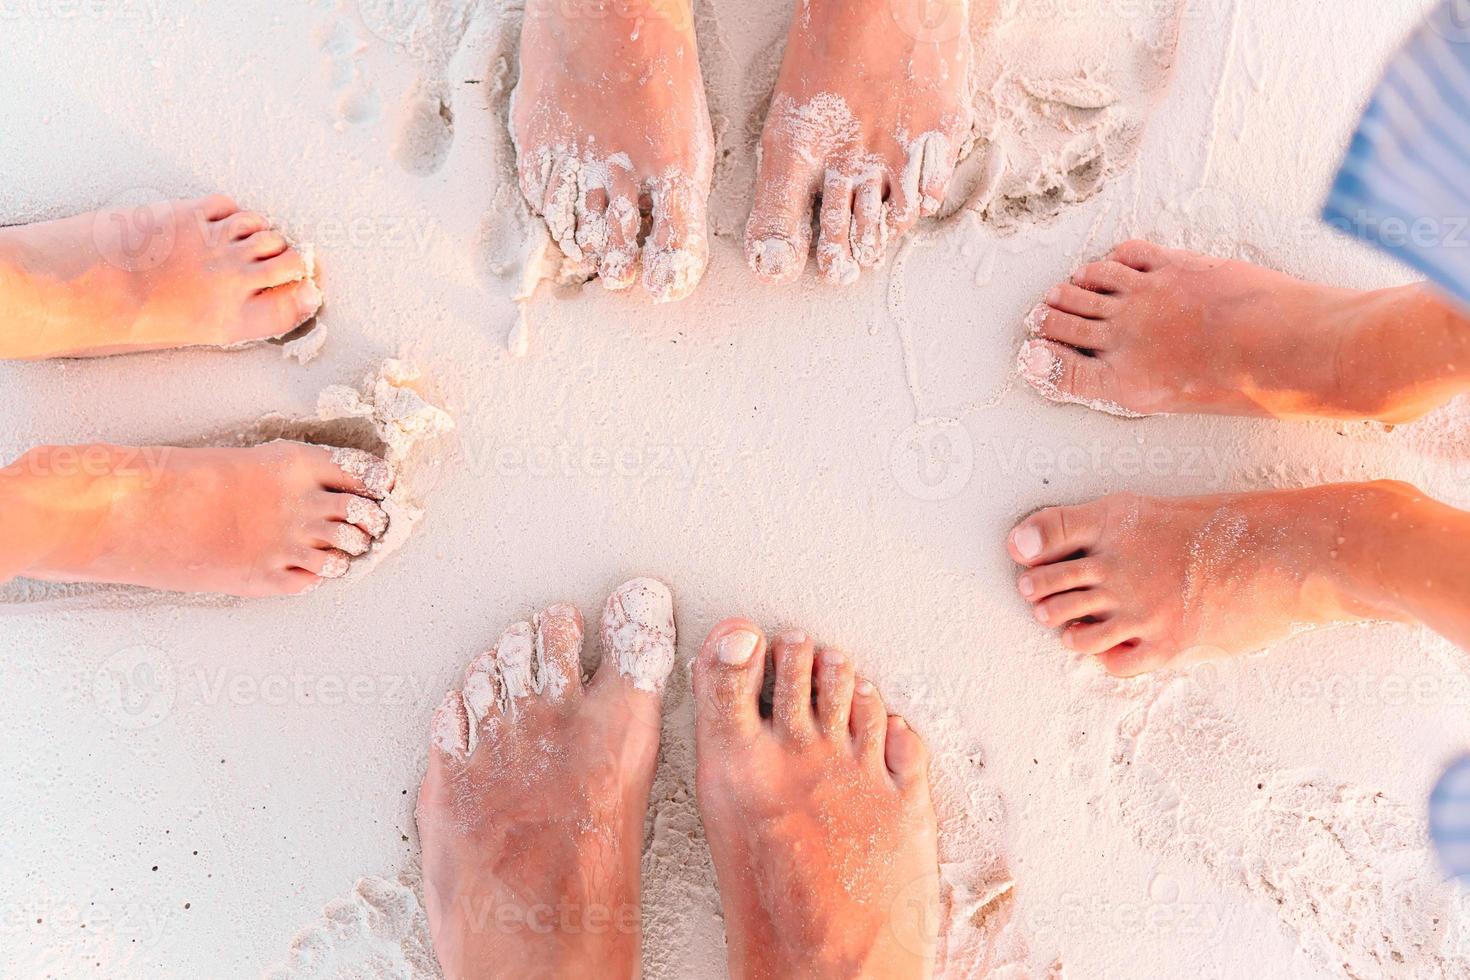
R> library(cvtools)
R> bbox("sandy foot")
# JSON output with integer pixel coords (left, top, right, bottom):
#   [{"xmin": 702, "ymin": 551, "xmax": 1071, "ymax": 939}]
[
  {"xmin": 1007, "ymin": 486, "xmax": 1408, "ymax": 676},
  {"xmin": 745, "ymin": 0, "xmax": 975, "ymax": 285},
  {"xmin": 11, "ymin": 441, "xmax": 391, "ymax": 597},
  {"xmin": 0, "ymin": 195, "xmax": 321, "ymax": 359},
  {"xmin": 1017, "ymin": 240, "xmax": 1470, "ymax": 422},
  {"xmin": 416, "ymin": 578, "xmax": 676, "ymax": 979},
  {"xmin": 1111, "ymin": 680, "xmax": 1470, "ymax": 975},
  {"xmin": 511, "ymin": 0, "xmax": 713, "ymax": 303},
  {"xmin": 692, "ymin": 620, "xmax": 941, "ymax": 979}
]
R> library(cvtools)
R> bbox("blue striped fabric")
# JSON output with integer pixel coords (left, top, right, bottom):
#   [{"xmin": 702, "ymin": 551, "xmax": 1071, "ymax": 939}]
[
  {"xmin": 1323, "ymin": 0, "xmax": 1470, "ymax": 309},
  {"xmin": 1430, "ymin": 756, "xmax": 1470, "ymax": 879}
]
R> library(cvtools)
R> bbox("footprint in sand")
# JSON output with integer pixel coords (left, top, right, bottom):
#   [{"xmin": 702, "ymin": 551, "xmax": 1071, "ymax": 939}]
[
  {"xmin": 264, "ymin": 874, "xmax": 439, "ymax": 980},
  {"xmin": 351, "ymin": 0, "xmax": 477, "ymax": 176},
  {"xmin": 1109, "ymin": 680, "xmax": 1470, "ymax": 976}
]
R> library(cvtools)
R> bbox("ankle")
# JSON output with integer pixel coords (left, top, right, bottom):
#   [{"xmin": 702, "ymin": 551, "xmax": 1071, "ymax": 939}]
[
  {"xmin": 1321, "ymin": 480, "xmax": 1432, "ymax": 623},
  {"xmin": 1341, "ymin": 285, "xmax": 1470, "ymax": 422},
  {"xmin": 1, "ymin": 445, "xmax": 143, "ymax": 579}
]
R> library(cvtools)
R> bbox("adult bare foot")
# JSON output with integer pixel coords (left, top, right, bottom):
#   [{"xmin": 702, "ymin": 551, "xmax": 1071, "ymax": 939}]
[
  {"xmin": 693, "ymin": 621, "xmax": 940, "ymax": 979},
  {"xmin": 512, "ymin": 0, "xmax": 713, "ymax": 302},
  {"xmin": 1005, "ymin": 484, "xmax": 1426, "ymax": 676},
  {"xmin": 416, "ymin": 579, "xmax": 676, "ymax": 980},
  {"xmin": 746, "ymin": 0, "xmax": 975, "ymax": 285},
  {"xmin": 1018, "ymin": 240, "xmax": 1470, "ymax": 422},
  {"xmin": 0, "ymin": 195, "xmax": 322, "ymax": 359},
  {"xmin": 0, "ymin": 441, "xmax": 391, "ymax": 596}
]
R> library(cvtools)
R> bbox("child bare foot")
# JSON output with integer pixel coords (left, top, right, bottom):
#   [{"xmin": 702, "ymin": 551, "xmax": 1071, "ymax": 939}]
[
  {"xmin": 416, "ymin": 579, "xmax": 676, "ymax": 980},
  {"xmin": 0, "ymin": 195, "xmax": 321, "ymax": 359},
  {"xmin": 693, "ymin": 621, "xmax": 941, "ymax": 979},
  {"xmin": 1005, "ymin": 485, "xmax": 1425, "ymax": 676},
  {"xmin": 1, "ymin": 441, "xmax": 391, "ymax": 596},
  {"xmin": 746, "ymin": 0, "xmax": 975, "ymax": 285},
  {"xmin": 513, "ymin": 0, "xmax": 713, "ymax": 302},
  {"xmin": 1018, "ymin": 240, "xmax": 1470, "ymax": 422}
]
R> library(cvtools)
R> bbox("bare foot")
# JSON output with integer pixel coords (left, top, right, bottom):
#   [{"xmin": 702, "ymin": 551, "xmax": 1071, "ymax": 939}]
[
  {"xmin": 693, "ymin": 621, "xmax": 940, "ymax": 979},
  {"xmin": 1006, "ymin": 484, "xmax": 1415, "ymax": 676},
  {"xmin": 4, "ymin": 441, "xmax": 391, "ymax": 596},
  {"xmin": 1017, "ymin": 240, "xmax": 1470, "ymax": 422},
  {"xmin": 513, "ymin": 0, "xmax": 713, "ymax": 302},
  {"xmin": 0, "ymin": 195, "xmax": 322, "ymax": 359},
  {"xmin": 745, "ymin": 0, "xmax": 975, "ymax": 285},
  {"xmin": 416, "ymin": 579, "xmax": 676, "ymax": 980}
]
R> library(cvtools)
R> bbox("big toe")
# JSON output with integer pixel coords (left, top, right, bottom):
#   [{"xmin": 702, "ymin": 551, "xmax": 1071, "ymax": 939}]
[
  {"xmin": 744, "ymin": 140, "xmax": 818, "ymax": 284},
  {"xmin": 693, "ymin": 619, "xmax": 767, "ymax": 741},
  {"xmin": 1008, "ymin": 498, "xmax": 1110, "ymax": 566},
  {"xmin": 241, "ymin": 279, "xmax": 323, "ymax": 343},
  {"xmin": 884, "ymin": 715, "xmax": 931, "ymax": 792},
  {"xmin": 595, "ymin": 577, "xmax": 677, "ymax": 697},
  {"xmin": 1017, "ymin": 338, "xmax": 1130, "ymax": 414}
]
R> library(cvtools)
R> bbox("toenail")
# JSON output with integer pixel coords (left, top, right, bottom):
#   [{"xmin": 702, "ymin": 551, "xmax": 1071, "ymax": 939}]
[
  {"xmin": 1046, "ymin": 285, "xmax": 1063, "ymax": 305},
  {"xmin": 1062, "ymin": 631, "xmax": 1077, "ymax": 650},
  {"xmin": 1012, "ymin": 525, "xmax": 1043, "ymax": 561},
  {"xmin": 752, "ymin": 238, "xmax": 797, "ymax": 277},
  {"xmin": 1024, "ymin": 303, "xmax": 1048, "ymax": 334},
  {"xmin": 821, "ymin": 649, "xmax": 846, "ymax": 667},
  {"xmin": 778, "ymin": 629, "xmax": 807, "ymax": 646},
  {"xmin": 1018, "ymin": 575, "xmax": 1035, "ymax": 597},
  {"xmin": 855, "ymin": 679, "xmax": 875, "ymax": 696},
  {"xmin": 1020, "ymin": 342, "xmax": 1060, "ymax": 385},
  {"xmin": 717, "ymin": 629, "xmax": 759, "ymax": 666},
  {"xmin": 1034, "ymin": 605, "xmax": 1050, "ymax": 625},
  {"xmin": 298, "ymin": 281, "xmax": 323, "ymax": 319},
  {"xmin": 890, "ymin": 715, "xmax": 909, "ymax": 729}
]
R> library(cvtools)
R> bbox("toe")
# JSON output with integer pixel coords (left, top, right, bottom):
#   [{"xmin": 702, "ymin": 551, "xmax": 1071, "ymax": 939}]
[
  {"xmin": 642, "ymin": 178, "xmax": 709, "ymax": 303},
  {"xmin": 428, "ymin": 689, "xmax": 470, "ymax": 765},
  {"xmin": 534, "ymin": 603, "xmax": 586, "ymax": 704},
  {"xmin": 599, "ymin": 166, "xmax": 642, "ymax": 290},
  {"xmin": 1096, "ymin": 641, "xmax": 1172, "ymax": 678},
  {"xmin": 816, "ymin": 172, "xmax": 858, "ymax": 285},
  {"xmin": 1063, "ymin": 617, "xmax": 1141, "ymax": 657},
  {"xmin": 316, "ymin": 520, "xmax": 372, "ymax": 557},
  {"xmin": 575, "ymin": 184, "xmax": 610, "ymax": 264},
  {"xmin": 915, "ymin": 132, "xmax": 956, "ymax": 217},
  {"xmin": 1071, "ymin": 260, "xmax": 1141, "ymax": 295},
  {"xmin": 850, "ymin": 178, "xmax": 887, "ymax": 267},
  {"xmin": 1017, "ymin": 557, "xmax": 1103, "ymax": 602},
  {"xmin": 543, "ymin": 156, "xmax": 584, "ymax": 261},
  {"xmin": 293, "ymin": 547, "xmax": 351, "ymax": 580},
  {"xmin": 243, "ymin": 279, "xmax": 323, "ymax": 342},
  {"xmin": 771, "ymin": 630, "xmax": 817, "ymax": 742},
  {"xmin": 1046, "ymin": 282, "xmax": 1115, "ymax": 319},
  {"xmin": 594, "ymin": 577, "xmax": 677, "ymax": 697},
  {"xmin": 493, "ymin": 621, "xmax": 538, "ymax": 706},
  {"xmin": 275, "ymin": 568, "xmax": 323, "ymax": 596},
  {"xmin": 249, "ymin": 249, "xmax": 309, "ymax": 290},
  {"xmin": 316, "ymin": 446, "xmax": 395, "ymax": 501},
  {"xmin": 220, "ymin": 210, "xmax": 270, "ymax": 242},
  {"xmin": 883, "ymin": 169, "xmax": 921, "ymax": 239},
  {"xmin": 1025, "ymin": 304, "xmax": 1109, "ymax": 352},
  {"xmin": 239, "ymin": 229, "xmax": 288, "ymax": 259},
  {"xmin": 1108, "ymin": 239, "xmax": 1168, "ymax": 272},
  {"xmin": 1008, "ymin": 500, "xmax": 1109, "ymax": 566},
  {"xmin": 693, "ymin": 619, "xmax": 767, "ymax": 741},
  {"xmin": 814, "ymin": 647, "xmax": 855, "ymax": 738},
  {"xmin": 461, "ymin": 646, "xmax": 505, "ymax": 749},
  {"xmin": 744, "ymin": 141, "xmax": 819, "ymax": 283},
  {"xmin": 196, "ymin": 194, "xmax": 240, "ymax": 220},
  {"xmin": 1017, "ymin": 338, "xmax": 1122, "ymax": 410},
  {"xmin": 1032, "ymin": 588, "xmax": 1114, "ymax": 628},
  {"xmin": 884, "ymin": 715, "xmax": 930, "ymax": 791},
  {"xmin": 849, "ymin": 676, "xmax": 889, "ymax": 761},
  {"xmin": 322, "ymin": 492, "xmax": 390, "ymax": 540}
]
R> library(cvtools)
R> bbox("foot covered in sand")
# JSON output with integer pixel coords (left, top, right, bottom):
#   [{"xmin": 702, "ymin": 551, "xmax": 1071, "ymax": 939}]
[
  {"xmin": 693, "ymin": 621, "xmax": 941, "ymax": 978},
  {"xmin": 513, "ymin": 0, "xmax": 713, "ymax": 302},
  {"xmin": 1018, "ymin": 240, "xmax": 1470, "ymax": 421},
  {"xmin": 417, "ymin": 579, "xmax": 676, "ymax": 980},
  {"xmin": 7, "ymin": 441, "xmax": 391, "ymax": 596},
  {"xmin": 1007, "ymin": 485, "xmax": 1412, "ymax": 676},
  {"xmin": 0, "ymin": 195, "xmax": 321, "ymax": 359},
  {"xmin": 746, "ymin": 0, "xmax": 974, "ymax": 285}
]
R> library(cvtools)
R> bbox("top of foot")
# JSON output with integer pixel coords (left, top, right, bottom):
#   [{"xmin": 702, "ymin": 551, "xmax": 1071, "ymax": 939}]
[
  {"xmin": 513, "ymin": 2, "xmax": 714, "ymax": 303},
  {"xmin": 0, "ymin": 195, "xmax": 322, "ymax": 359},
  {"xmin": 745, "ymin": 0, "xmax": 974, "ymax": 285},
  {"xmin": 416, "ymin": 579, "xmax": 676, "ymax": 979},
  {"xmin": 1017, "ymin": 239, "xmax": 1470, "ymax": 422},
  {"xmin": 692, "ymin": 620, "xmax": 940, "ymax": 979}
]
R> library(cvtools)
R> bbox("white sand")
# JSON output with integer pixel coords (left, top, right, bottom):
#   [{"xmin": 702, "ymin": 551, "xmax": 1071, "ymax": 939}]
[{"xmin": 3, "ymin": 0, "xmax": 1470, "ymax": 977}]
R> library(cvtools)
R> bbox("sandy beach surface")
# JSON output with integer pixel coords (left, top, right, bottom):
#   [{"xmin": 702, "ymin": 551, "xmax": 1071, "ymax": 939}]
[{"xmin": 4, "ymin": 0, "xmax": 1470, "ymax": 976}]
